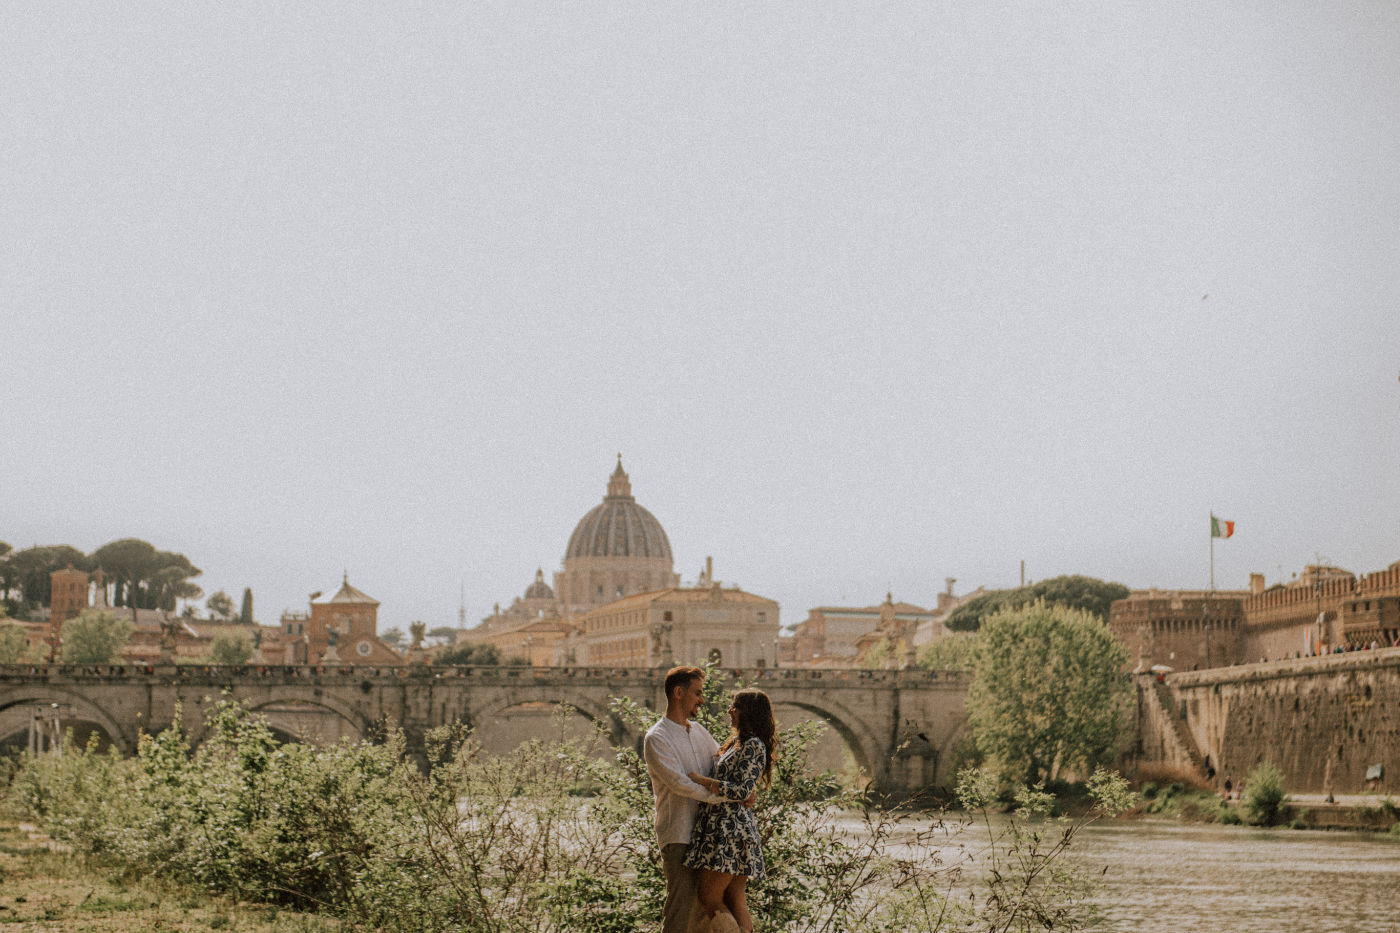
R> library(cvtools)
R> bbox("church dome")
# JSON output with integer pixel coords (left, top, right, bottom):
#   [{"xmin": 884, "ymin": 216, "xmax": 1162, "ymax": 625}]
[
  {"xmin": 565, "ymin": 457, "xmax": 674, "ymax": 562},
  {"xmin": 524, "ymin": 568, "xmax": 554, "ymax": 600}
]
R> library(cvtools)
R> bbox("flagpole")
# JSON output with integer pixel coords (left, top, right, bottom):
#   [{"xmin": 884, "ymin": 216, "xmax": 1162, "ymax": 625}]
[{"xmin": 1209, "ymin": 511, "xmax": 1215, "ymax": 593}]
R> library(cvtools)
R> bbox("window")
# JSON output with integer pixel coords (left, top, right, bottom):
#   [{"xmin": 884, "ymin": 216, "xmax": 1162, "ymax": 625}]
[
  {"xmin": 663, "ymin": 611, "xmax": 672, "ymax": 622},
  {"xmin": 617, "ymin": 585, "xmax": 624, "ymax": 597}
]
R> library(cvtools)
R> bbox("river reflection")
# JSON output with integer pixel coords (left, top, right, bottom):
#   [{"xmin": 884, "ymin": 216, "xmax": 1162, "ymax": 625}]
[{"xmin": 841, "ymin": 816, "xmax": 1399, "ymax": 933}]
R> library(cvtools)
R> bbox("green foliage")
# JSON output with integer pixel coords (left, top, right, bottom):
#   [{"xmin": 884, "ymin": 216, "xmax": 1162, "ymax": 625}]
[
  {"xmin": 59, "ymin": 610, "xmax": 131, "ymax": 664},
  {"xmin": 956, "ymin": 766, "xmax": 1136, "ymax": 932},
  {"xmin": 208, "ymin": 631, "xmax": 254, "ymax": 666},
  {"xmin": 1, "ymin": 544, "xmax": 89, "ymax": 608},
  {"xmin": 0, "ymin": 621, "xmax": 31, "ymax": 664},
  {"xmin": 967, "ymin": 600, "xmax": 1130, "ymax": 784},
  {"xmin": 6, "ymin": 674, "xmax": 1134, "ymax": 932},
  {"xmin": 432, "ymin": 641, "xmax": 526, "ymax": 666},
  {"xmin": 89, "ymin": 539, "xmax": 202, "ymax": 619},
  {"xmin": 206, "ymin": 590, "xmax": 235, "ymax": 621},
  {"xmin": 239, "ymin": 588, "xmax": 254, "ymax": 625},
  {"xmin": 380, "ymin": 626, "xmax": 405, "ymax": 648},
  {"xmin": 916, "ymin": 634, "xmax": 978, "ymax": 671},
  {"xmin": 427, "ymin": 626, "xmax": 457, "ymax": 645},
  {"xmin": 1242, "ymin": 762, "xmax": 1289, "ymax": 827},
  {"xmin": 1218, "ymin": 807, "xmax": 1243, "ymax": 825},
  {"xmin": 946, "ymin": 575, "xmax": 1131, "ymax": 632}
]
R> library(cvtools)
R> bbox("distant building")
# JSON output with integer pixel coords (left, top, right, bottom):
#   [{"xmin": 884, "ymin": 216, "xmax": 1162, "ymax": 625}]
[
  {"xmin": 1108, "ymin": 589, "xmax": 1247, "ymax": 671},
  {"xmin": 790, "ymin": 583, "xmax": 972, "ymax": 668},
  {"xmin": 568, "ymin": 583, "xmax": 780, "ymax": 669},
  {"xmin": 554, "ymin": 457, "xmax": 681, "ymax": 613},
  {"xmin": 260, "ymin": 575, "xmax": 402, "ymax": 665},
  {"xmin": 1109, "ymin": 558, "xmax": 1400, "ymax": 669},
  {"xmin": 462, "ymin": 458, "xmax": 781, "ymax": 667}
]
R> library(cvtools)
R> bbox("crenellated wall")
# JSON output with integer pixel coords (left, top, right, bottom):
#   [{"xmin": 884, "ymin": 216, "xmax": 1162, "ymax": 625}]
[{"xmin": 1135, "ymin": 648, "xmax": 1400, "ymax": 794}]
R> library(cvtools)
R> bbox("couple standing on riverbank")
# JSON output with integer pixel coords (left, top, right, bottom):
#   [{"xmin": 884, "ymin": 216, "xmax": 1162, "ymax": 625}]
[{"xmin": 643, "ymin": 666, "xmax": 776, "ymax": 933}]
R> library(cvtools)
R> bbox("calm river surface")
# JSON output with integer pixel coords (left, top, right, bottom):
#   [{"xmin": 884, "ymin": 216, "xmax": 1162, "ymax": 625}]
[{"xmin": 848, "ymin": 817, "xmax": 1399, "ymax": 933}]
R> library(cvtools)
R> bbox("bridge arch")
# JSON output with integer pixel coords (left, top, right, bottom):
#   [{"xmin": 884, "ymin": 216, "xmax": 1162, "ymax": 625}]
[
  {"xmin": 766, "ymin": 696, "xmax": 887, "ymax": 784},
  {"xmin": 469, "ymin": 690, "xmax": 641, "ymax": 751},
  {"xmin": 241, "ymin": 693, "xmax": 369, "ymax": 746},
  {"xmin": 0, "ymin": 685, "xmax": 135, "ymax": 754}
]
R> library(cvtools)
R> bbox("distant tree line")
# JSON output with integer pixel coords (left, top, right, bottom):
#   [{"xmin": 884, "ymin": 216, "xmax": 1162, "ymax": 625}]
[
  {"xmin": 0, "ymin": 537, "xmax": 204, "ymax": 622},
  {"xmin": 943, "ymin": 575, "xmax": 1130, "ymax": 632}
]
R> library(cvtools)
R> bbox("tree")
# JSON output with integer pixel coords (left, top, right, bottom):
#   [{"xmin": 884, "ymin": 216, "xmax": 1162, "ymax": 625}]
[
  {"xmin": 239, "ymin": 588, "xmax": 254, "ymax": 625},
  {"xmin": 946, "ymin": 575, "xmax": 1130, "ymax": 632},
  {"xmin": 90, "ymin": 539, "xmax": 202, "ymax": 621},
  {"xmin": 435, "ymin": 641, "xmax": 504, "ymax": 666},
  {"xmin": 60, "ymin": 610, "xmax": 132, "ymax": 664},
  {"xmin": 0, "ymin": 622, "xmax": 30, "ymax": 664},
  {"xmin": 2, "ymin": 544, "xmax": 89, "ymax": 608},
  {"xmin": 206, "ymin": 590, "xmax": 235, "ymax": 621},
  {"xmin": 380, "ymin": 627, "xmax": 405, "ymax": 648},
  {"xmin": 916, "ymin": 634, "xmax": 978, "ymax": 671},
  {"xmin": 208, "ymin": 630, "xmax": 254, "ymax": 666},
  {"xmin": 967, "ymin": 600, "xmax": 1130, "ymax": 784},
  {"xmin": 427, "ymin": 625, "xmax": 457, "ymax": 645}
]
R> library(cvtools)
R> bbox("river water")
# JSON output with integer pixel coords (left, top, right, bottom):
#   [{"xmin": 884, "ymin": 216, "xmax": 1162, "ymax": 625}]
[
  {"xmin": 888, "ymin": 816, "xmax": 1399, "ymax": 933},
  {"xmin": 1065, "ymin": 820, "xmax": 1399, "ymax": 933}
]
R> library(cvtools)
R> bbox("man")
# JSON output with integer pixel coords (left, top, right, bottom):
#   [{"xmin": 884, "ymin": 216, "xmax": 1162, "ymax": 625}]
[{"xmin": 643, "ymin": 665, "xmax": 726, "ymax": 933}]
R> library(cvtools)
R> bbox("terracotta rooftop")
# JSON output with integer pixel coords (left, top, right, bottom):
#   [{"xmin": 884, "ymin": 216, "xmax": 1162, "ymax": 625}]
[{"xmin": 314, "ymin": 574, "xmax": 380, "ymax": 606}]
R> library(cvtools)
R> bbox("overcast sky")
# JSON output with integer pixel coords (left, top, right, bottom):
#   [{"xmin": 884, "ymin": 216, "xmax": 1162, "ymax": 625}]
[{"xmin": 4, "ymin": 2, "xmax": 1397, "ymax": 633}]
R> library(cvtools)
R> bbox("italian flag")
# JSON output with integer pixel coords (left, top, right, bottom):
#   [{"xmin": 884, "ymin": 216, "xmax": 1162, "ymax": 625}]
[{"xmin": 1210, "ymin": 516, "xmax": 1235, "ymax": 539}]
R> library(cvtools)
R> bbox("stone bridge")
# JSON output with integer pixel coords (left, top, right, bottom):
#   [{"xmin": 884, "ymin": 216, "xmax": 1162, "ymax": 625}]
[{"xmin": 0, "ymin": 664, "xmax": 970, "ymax": 799}]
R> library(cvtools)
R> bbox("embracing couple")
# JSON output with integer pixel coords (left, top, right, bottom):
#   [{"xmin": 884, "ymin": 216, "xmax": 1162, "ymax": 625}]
[{"xmin": 643, "ymin": 665, "xmax": 776, "ymax": 933}]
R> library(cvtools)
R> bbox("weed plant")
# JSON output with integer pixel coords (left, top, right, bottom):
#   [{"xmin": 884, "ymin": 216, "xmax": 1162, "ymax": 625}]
[
  {"xmin": 1241, "ymin": 762, "xmax": 1289, "ymax": 827},
  {"xmin": 5, "ymin": 674, "xmax": 1134, "ymax": 932}
]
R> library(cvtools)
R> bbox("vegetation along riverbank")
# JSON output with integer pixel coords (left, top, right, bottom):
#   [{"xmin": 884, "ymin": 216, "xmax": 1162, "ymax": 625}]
[{"xmin": 2, "ymin": 672, "xmax": 1137, "ymax": 933}]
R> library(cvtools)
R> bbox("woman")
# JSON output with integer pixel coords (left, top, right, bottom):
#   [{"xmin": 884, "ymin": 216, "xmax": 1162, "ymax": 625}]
[{"xmin": 685, "ymin": 688, "xmax": 776, "ymax": 933}]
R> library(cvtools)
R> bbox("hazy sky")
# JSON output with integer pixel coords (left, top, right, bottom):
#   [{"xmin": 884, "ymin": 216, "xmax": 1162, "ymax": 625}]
[{"xmin": 4, "ymin": 3, "xmax": 1397, "ymax": 633}]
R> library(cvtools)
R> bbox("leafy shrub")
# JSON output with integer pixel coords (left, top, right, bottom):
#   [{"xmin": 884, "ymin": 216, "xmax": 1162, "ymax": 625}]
[
  {"xmin": 1242, "ymin": 762, "xmax": 1289, "ymax": 827},
  {"xmin": 1141, "ymin": 781, "xmax": 1158, "ymax": 800},
  {"xmin": 1218, "ymin": 807, "xmax": 1243, "ymax": 825},
  {"xmin": 6, "ymin": 672, "xmax": 1138, "ymax": 932}
]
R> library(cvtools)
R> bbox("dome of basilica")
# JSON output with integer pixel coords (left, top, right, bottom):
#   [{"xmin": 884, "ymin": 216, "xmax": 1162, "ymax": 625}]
[
  {"xmin": 524, "ymin": 568, "xmax": 554, "ymax": 600},
  {"xmin": 565, "ymin": 457, "xmax": 674, "ymax": 562}
]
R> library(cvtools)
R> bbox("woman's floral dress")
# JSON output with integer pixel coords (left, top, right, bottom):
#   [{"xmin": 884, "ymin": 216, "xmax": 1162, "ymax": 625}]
[{"xmin": 684, "ymin": 735, "xmax": 766, "ymax": 880}]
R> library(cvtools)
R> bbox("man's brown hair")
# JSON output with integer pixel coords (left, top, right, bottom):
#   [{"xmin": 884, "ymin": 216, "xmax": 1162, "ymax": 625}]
[{"xmin": 664, "ymin": 665, "xmax": 704, "ymax": 701}]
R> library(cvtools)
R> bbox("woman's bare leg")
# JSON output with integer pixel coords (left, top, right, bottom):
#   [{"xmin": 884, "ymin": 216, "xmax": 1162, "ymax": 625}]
[
  {"xmin": 722, "ymin": 876, "xmax": 752, "ymax": 932},
  {"xmin": 696, "ymin": 869, "xmax": 735, "ymax": 921}
]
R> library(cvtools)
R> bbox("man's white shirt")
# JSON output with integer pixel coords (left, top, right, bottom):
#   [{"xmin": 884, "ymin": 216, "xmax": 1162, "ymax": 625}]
[{"xmin": 643, "ymin": 715, "xmax": 724, "ymax": 846}]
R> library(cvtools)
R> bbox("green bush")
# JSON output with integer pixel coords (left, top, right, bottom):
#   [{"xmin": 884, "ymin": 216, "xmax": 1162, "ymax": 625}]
[
  {"xmin": 1218, "ymin": 807, "xmax": 1243, "ymax": 825},
  {"xmin": 6, "ymin": 672, "xmax": 1138, "ymax": 932},
  {"xmin": 1242, "ymin": 762, "xmax": 1289, "ymax": 827},
  {"xmin": 1140, "ymin": 781, "xmax": 1158, "ymax": 800}
]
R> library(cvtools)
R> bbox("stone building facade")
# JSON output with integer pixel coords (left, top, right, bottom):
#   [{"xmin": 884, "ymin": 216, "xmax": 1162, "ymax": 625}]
[
  {"xmin": 262, "ymin": 576, "xmax": 401, "ymax": 665},
  {"xmin": 1108, "ymin": 590, "xmax": 1247, "ymax": 671},
  {"xmin": 1110, "ymin": 559, "xmax": 1400, "ymax": 671},
  {"xmin": 565, "ymin": 583, "xmax": 780, "ymax": 669}
]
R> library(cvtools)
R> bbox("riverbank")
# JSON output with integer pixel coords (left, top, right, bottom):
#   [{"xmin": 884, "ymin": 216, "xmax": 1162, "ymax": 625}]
[
  {"xmin": 0, "ymin": 820, "xmax": 344, "ymax": 932},
  {"xmin": 1118, "ymin": 787, "xmax": 1400, "ymax": 832}
]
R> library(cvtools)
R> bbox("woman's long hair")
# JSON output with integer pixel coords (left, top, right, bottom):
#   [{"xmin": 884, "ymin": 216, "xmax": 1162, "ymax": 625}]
[{"xmin": 720, "ymin": 688, "xmax": 777, "ymax": 785}]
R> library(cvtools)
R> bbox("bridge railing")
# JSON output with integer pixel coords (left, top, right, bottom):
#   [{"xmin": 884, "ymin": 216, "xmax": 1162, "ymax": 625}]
[{"xmin": 0, "ymin": 663, "xmax": 969, "ymax": 685}]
